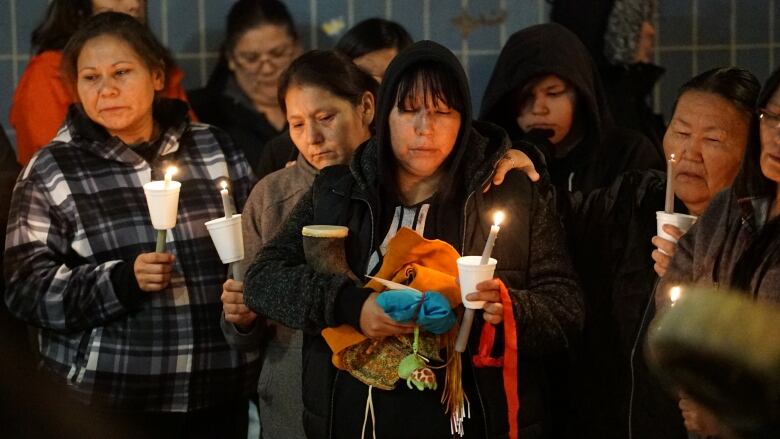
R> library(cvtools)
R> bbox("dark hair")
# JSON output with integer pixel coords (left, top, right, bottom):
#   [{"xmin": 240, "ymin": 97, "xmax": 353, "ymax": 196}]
[
  {"xmin": 224, "ymin": 0, "xmax": 298, "ymax": 55},
  {"xmin": 672, "ymin": 67, "xmax": 761, "ymax": 118},
  {"xmin": 30, "ymin": 0, "xmax": 93, "ymax": 53},
  {"xmin": 277, "ymin": 50, "xmax": 379, "ymax": 114},
  {"xmin": 61, "ymin": 12, "xmax": 172, "ymax": 94},
  {"xmin": 335, "ymin": 18, "xmax": 413, "ymax": 61},
  {"xmin": 393, "ymin": 61, "xmax": 467, "ymax": 115}
]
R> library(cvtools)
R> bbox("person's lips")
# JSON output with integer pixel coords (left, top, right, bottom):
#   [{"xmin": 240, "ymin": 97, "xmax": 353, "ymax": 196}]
[{"xmin": 98, "ymin": 106, "xmax": 126, "ymax": 114}]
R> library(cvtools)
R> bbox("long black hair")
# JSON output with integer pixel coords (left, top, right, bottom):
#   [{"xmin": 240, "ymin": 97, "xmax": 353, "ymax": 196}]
[{"xmin": 335, "ymin": 18, "xmax": 413, "ymax": 61}]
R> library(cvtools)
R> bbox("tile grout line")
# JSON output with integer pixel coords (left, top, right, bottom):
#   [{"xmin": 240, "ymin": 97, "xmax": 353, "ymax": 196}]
[
  {"xmin": 198, "ymin": 0, "xmax": 207, "ymax": 85},
  {"xmin": 161, "ymin": 0, "xmax": 169, "ymax": 46},
  {"xmin": 499, "ymin": 0, "xmax": 507, "ymax": 46},
  {"xmin": 310, "ymin": 0, "xmax": 318, "ymax": 48},
  {"xmin": 10, "ymin": 0, "xmax": 18, "ymax": 87},
  {"xmin": 691, "ymin": 0, "xmax": 698, "ymax": 75},
  {"xmin": 537, "ymin": 0, "xmax": 544, "ymax": 24},
  {"xmin": 770, "ymin": 0, "xmax": 776, "ymax": 71},
  {"xmin": 385, "ymin": 0, "xmax": 392, "ymax": 21},
  {"xmin": 347, "ymin": 0, "xmax": 354, "ymax": 27},
  {"xmin": 423, "ymin": 0, "xmax": 431, "ymax": 40},
  {"xmin": 730, "ymin": 0, "xmax": 736, "ymax": 65}
]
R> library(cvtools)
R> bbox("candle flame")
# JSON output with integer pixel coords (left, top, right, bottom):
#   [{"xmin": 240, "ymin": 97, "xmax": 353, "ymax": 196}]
[
  {"xmin": 493, "ymin": 211, "xmax": 505, "ymax": 226},
  {"xmin": 220, "ymin": 180, "xmax": 228, "ymax": 190},
  {"xmin": 165, "ymin": 166, "xmax": 177, "ymax": 177},
  {"xmin": 669, "ymin": 285, "xmax": 682, "ymax": 303},
  {"xmin": 669, "ymin": 153, "xmax": 676, "ymax": 163}
]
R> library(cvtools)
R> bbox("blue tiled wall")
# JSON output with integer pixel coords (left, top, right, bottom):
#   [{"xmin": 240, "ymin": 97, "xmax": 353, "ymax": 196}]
[{"xmin": 1, "ymin": 0, "xmax": 778, "ymax": 152}]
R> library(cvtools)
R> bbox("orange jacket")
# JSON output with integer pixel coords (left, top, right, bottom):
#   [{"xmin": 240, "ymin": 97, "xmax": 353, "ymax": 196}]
[{"xmin": 9, "ymin": 50, "xmax": 195, "ymax": 165}]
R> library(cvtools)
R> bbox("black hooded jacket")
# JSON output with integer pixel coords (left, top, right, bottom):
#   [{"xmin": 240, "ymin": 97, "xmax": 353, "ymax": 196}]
[
  {"xmin": 480, "ymin": 23, "xmax": 662, "ymax": 194},
  {"xmin": 244, "ymin": 41, "xmax": 583, "ymax": 439}
]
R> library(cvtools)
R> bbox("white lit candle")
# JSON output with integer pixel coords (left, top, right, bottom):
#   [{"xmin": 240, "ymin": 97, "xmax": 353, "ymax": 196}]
[
  {"xmin": 480, "ymin": 211, "xmax": 504, "ymax": 265},
  {"xmin": 664, "ymin": 154, "xmax": 676, "ymax": 213},
  {"xmin": 669, "ymin": 285, "xmax": 682, "ymax": 307},
  {"xmin": 164, "ymin": 166, "xmax": 177, "ymax": 189},
  {"xmin": 220, "ymin": 181, "xmax": 233, "ymax": 219}
]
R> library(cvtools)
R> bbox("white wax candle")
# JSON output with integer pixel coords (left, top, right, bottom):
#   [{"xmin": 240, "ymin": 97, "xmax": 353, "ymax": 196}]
[
  {"xmin": 665, "ymin": 154, "xmax": 676, "ymax": 213},
  {"xmin": 480, "ymin": 211, "xmax": 504, "ymax": 265},
  {"xmin": 220, "ymin": 181, "xmax": 233, "ymax": 219}
]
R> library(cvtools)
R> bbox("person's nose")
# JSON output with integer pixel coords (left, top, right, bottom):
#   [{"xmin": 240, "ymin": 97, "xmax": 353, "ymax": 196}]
[
  {"xmin": 531, "ymin": 93, "xmax": 548, "ymax": 115},
  {"xmin": 98, "ymin": 76, "xmax": 120, "ymax": 98},
  {"xmin": 414, "ymin": 111, "xmax": 433, "ymax": 135},
  {"xmin": 305, "ymin": 122, "xmax": 324, "ymax": 146}
]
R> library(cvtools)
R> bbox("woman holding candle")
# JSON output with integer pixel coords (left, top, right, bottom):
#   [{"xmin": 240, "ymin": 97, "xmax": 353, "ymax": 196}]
[
  {"xmin": 551, "ymin": 67, "xmax": 759, "ymax": 439},
  {"xmin": 243, "ymin": 41, "xmax": 583, "ymax": 439},
  {"xmin": 222, "ymin": 49, "xmax": 534, "ymax": 439},
  {"xmin": 4, "ymin": 13, "xmax": 257, "ymax": 437},
  {"xmin": 655, "ymin": 65, "xmax": 780, "ymax": 439}
]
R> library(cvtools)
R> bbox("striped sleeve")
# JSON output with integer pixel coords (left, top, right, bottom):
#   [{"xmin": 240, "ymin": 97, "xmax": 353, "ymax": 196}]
[{"xmin": 3, "ymin": 162, "xmax": 143, "ymax": 332}]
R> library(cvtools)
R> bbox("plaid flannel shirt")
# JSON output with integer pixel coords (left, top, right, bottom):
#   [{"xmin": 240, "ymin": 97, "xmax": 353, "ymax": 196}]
[{"xmin": 4, "ymin": 101, "xmax": 259, "ymax": 412}]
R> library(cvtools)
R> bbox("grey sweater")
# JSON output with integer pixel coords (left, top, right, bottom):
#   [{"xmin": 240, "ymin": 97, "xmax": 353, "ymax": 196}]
[
  {"xmin": 221, "ymin": 153, "xmax": 316, "ymax": 439},
  {"xmin": 658, "ymin": 189, "xmax": 780, "ymax": 308}
]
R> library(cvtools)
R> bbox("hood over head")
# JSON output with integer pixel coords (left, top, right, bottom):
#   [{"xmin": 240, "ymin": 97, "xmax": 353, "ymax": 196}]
[
  {"xmin": 479, "ymin": 23, "xmax": 614, "ymax": 150},
  {"xmin": 733, "ymin": 67, "xmax": 780, "ymax": 201},
  {"xmin": 373, "ymin": 40, "xmax": 473, "ymax": 202}
]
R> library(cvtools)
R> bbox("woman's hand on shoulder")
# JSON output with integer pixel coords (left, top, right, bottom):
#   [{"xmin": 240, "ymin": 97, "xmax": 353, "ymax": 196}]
[
  {"xmin": 485, "ymin": 149, "xmax": 539, "ymax": 193},
  {"xmin": 134, "ymin": 252, "xmax": 175, "ymax": 292}
]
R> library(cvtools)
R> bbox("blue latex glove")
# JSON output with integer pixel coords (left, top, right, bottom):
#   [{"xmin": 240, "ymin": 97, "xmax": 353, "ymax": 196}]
[{"xmin": 376, "ymin": 290, "xmax": 456, "ymax": 334}]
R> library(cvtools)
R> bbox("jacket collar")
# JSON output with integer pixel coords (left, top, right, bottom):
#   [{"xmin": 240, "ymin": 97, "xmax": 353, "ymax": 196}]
[{"xmin": 56, "ymin": 99, "xmax": 190, "ymax": 165}]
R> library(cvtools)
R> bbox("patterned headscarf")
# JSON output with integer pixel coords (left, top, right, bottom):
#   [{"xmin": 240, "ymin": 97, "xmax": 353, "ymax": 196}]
[{"xmin": 604, "ymin": 0, "xmax": 657, "ymax": 65}]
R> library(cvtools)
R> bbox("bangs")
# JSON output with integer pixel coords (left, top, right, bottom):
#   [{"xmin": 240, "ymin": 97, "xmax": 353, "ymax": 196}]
[{"xmin": 394, "ymin": 61, "xmax": 465, "ymax": 113}]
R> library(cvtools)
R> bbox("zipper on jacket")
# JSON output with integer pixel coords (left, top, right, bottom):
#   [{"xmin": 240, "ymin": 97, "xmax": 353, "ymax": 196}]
[
  {"xmin": 353, "ymin": 195, "xmax": 376, "ymax": 276},
  {"xmin": 328, "ymin": 369, "xmax": 340, "ymax": 439}
]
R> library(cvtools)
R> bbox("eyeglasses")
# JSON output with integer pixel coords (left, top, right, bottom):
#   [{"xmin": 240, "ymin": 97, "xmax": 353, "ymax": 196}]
[
  {"xmin": 758, "ymin": 108, "xmax": 780, "ymax": 129},
  {"xmin": 231, "ymin": 44, "xmax": 295, "ymax": 71}
]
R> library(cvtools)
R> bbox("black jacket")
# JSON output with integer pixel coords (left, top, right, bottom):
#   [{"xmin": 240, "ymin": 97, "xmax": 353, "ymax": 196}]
[
  {"xmin": 558, "ymin": 170, "xmax": 686, "ymax": 439},
  {"xmin": 479, "ymin": 23, "xmax": 663, "ymax": 194},
  {"xmin": 245, "ymin": 41, "xmax": 583, "ymax": 439},
  {"xmin": 189, "ymin": 77, "xmax": 283, "ymax": 176}
]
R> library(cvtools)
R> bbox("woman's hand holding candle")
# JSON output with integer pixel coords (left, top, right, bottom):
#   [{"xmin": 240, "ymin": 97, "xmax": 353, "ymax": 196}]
[
  {"xmin": 651, "ymin": 225, "xmax": 683, "ymax": 277},
  {"xmin": 467, "ymin": 279, "xmax": 504, "ymax": 324},
  {"xmin": 134, "ymin": 252, "xmax": 175, "ymax": 292},
  {"xmin": 221, "ymin": 279, "xmax": 257, "ymax": 331}
]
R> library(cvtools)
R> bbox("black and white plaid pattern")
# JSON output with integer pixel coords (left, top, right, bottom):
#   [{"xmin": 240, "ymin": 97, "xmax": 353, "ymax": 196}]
[{"xmin": 4, "ymin": 111, "xmax": 259, "ymax": 412}]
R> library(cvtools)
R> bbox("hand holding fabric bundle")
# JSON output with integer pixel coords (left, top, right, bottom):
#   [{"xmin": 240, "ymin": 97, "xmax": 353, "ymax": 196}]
[{"xmin": 376, "ymin": 289, "xmax": 456, "ymax": 334}]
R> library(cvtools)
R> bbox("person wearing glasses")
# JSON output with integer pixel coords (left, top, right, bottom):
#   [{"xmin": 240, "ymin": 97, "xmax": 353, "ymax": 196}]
[
  {"xmin": 657, "ymin": 65, "xmax": 780, "ymax": 439},
  {"xmin": 189, "ymin": 0, "xmax": 302, "ymax": 176}
]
